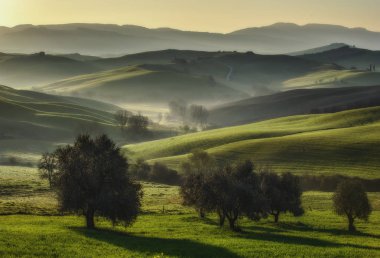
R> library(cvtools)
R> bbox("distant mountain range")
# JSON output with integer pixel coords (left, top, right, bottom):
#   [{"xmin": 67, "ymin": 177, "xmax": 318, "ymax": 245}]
[{"xmin": 0, "ymin": 23, "xmax": 379, "ymax": 56}]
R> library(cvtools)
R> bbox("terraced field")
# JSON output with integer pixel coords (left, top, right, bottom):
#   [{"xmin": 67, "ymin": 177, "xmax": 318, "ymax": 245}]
[{"xmin": 125, "ymin": 107, "xmax": 380, "ymax": 178}]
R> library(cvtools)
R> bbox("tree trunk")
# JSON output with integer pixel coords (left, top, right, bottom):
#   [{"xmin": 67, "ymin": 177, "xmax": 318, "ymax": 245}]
[
  {"xmin": 199, "ymin": 208, "xmax": 205, "ymax": 219},
  {"xmin": 86, "ymin": 207, "xmax": 95, "ymax": 229},
  {"xmin": 228, "ymin": 217, "xmax": 237, "ymax": 231},
  {"xmin": 226, "ymin": 211, "xmax": 239, "ymax": 231},
  {"xmin": 274, "ymin": 212, "xmax": 280, "ymax": 223},
  {"xmin": 348, "ymin": 216, "xmax": 356, "ymax": 232},
  {"xmin": 218, "ymin": 210, "xmax": 226, "ymax": 226}
]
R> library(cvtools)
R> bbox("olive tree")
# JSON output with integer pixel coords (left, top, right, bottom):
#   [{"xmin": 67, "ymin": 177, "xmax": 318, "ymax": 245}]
[
  {"xmin": 260, "ymin": 172, "xmax": 304, "ymax": 223},
  {"xmin": 181, "ymin": 160, "xmax": 268, "ymax": 231},
  {"xmin": 52, "ymin": 134, "xmax": 142, "ymax": 229},
  {"xmin": 333, "ymin": 179, "xmax": 372, "ymax": 232}
]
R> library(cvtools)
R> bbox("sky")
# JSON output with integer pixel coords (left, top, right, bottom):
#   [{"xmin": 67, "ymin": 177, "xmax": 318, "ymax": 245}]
[{"xmin": 1, "ymin": 0, "xmax": 380, "ymax": 33}]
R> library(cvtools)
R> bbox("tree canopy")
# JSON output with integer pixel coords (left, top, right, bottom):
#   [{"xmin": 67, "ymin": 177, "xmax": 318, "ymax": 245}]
[
  {"xmin": 52, "ymin": 134, "xmax": 142, "ymax": 229},
  {"xmin": 260, "ymin": 172, "xmax": 304, "ymax": 222},
  {"xmin": 333, "ymin": 179, "xmax": 372, "ymax": 231}
]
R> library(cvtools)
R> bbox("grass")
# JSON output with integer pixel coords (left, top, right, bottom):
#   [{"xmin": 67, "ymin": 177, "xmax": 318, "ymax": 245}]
[
  {"xmin": 125, "ymin": 107, "xmax": 380, "ymax": 178},
  {"xmin": 40, "ymin": 65, "xmax": 245, "ymax": 104},
  {"xmin": 283, "ymin": 69, "xmax": 380, "ymax": 89},
  {"xmin": 0, "ymin": 85, "xmax": 176, "ymax": 164},
  {"xmin": 1, "ymin": 165, "xmax": 380, "ymax": 257}
]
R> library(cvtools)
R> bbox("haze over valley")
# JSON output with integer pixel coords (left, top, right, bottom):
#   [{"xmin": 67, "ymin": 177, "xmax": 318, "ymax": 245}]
[{"xmin": 1, "ymin": 1, "xmax": 380, "ymax": 257}]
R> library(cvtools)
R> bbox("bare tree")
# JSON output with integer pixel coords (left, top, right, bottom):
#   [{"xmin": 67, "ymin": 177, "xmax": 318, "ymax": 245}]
[
  {"xmin": 114, "ymin": 110, "xmax": 131, "ymax": 131},
  {"xmin": 38, "ymin": 152, "xmax": 57, "ymax": 188}
]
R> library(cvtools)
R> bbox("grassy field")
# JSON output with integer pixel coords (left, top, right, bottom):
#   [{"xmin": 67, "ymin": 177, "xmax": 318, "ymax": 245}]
[
  {"xmin": 125, "ymin": 107, "xmax": 380, "ymax": 178},
  {"xmin": 1, "ymin": 165, "xmax": 380, "ymax": 257},
  {"xmin": 283, "ymin": 69, "xmax": 380, "ymax": 89},
  {"xmin": 40, "ymin": 65, "xmax": 246, "ymax": 104}
]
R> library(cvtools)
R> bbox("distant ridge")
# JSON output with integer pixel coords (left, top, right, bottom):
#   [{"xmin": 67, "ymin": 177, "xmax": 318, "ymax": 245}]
[
  {"xmin": 289, "ymin": 43, "xmax": 348, "ymax": 56},
  {"xmin": 0, "ymin": 23, "xmax": 379, "ymax": 56}
]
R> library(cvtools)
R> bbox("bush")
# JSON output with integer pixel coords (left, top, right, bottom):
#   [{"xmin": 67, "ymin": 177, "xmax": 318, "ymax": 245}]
[{"xmin": 149, "ymin": 163, "xmax": 181, "ymax": 185}]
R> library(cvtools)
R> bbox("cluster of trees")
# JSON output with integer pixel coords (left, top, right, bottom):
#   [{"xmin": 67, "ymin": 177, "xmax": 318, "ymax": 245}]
[
  {"xmin": 179, "ymin": 150, "xmax": 373, "ymax": 232},
  {"xmin": 300, "ymin": 174, "xmax": 380, "ymax": 192},
  {"xmin": 37, "ymin": 138, "xmax": 373, "ymax": 232},
  {"xmin": 180, "ymin": 151, "xmax": 304, "ymax": 231},
  {"xmin": 168, "ymin": 101, "xmax": 209, "ymax": 129},
  {"xmin": 309, "ymin": 98, "xmax": 380, "ymax": 115},
  {"xmin": 114, "ymin": 110, "xmax": 149, "ymax": 134},
  {"xmin": 38, "ymin": 134, "xmax": 142, "ymax": 229},
  {"xmin": 129, "ymin": 159, "xmax": 181, "ymax": 185}
]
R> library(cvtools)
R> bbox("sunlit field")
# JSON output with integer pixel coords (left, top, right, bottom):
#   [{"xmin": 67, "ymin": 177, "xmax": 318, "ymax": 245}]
[{"xmin": 1, "ymin": 166, "xmax": 379, "ymax": 257}]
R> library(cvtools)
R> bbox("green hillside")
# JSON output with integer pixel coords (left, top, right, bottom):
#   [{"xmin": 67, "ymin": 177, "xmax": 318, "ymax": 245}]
[
  {"xmin": 93, "ymin": 50, "xmax": 327, "ymax": 95},
  {"xmin": 209, "ymin": 85, "xmax": 380, "ymax": 126},
  {"xmin": 0, "ymin": 52, "xmax": 100, "ymax": 88},
  {"xmin": 283, "ymin": 69, "xmax": 380, "ymax": 89},
  {"xmin": 125, "ymin": 107, "xmax": 380, "ymax": 178},
  {"xmin": 0, "ymin": 85, "xmax": 121, "ymax": 163},
  {"xmin": 40, "ymin": 65, "xmax": 247, "ymax": 104}
]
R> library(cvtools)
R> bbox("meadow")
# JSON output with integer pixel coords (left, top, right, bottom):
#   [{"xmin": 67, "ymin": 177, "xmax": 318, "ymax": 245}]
[
  {"xmin": 1, "ymin": 165, "xmax": 380, "ymax": 257},
  {"xmin": 283, "ymin": 69, "xmax": 380, "ymax": 89},
  {"xmin": 125, "ymin": 107, "xmax": 380, "ymax": 178}
]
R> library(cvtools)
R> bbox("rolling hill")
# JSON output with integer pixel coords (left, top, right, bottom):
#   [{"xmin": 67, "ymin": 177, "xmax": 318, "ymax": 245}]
[
  {"xmin": 0, "ymin": 85, "xmax": 122, "ymax": 163},
  {"xmin": 0, "ymin": 86, "xmax": 173, "ymax": 164},
  {"xmin": 0, "ymin": 52, "xmax": 100, "ymax": 88},
  {"xmin": 283, "ymin": 70, "xmax": 380, "ymax": 89},
  {"xmin": 0, "ymin": 23, "xmax": 379, "ymax": 56},
  {"xmin": 289, "ymin": 43, "xmax": 348, "ymax": 56},
  {"xmin": 208, "ymin": 85, "xmax": 380, "ymax": 126},
  {"xmin": 124, "ymin": 106, "xmax": 380, "ymax": 178},
  {"xmin": 39, "ymin": 65, "xmax": 248, "ymax": 104},
  {"xmin": 38, "ymin": 50, "xmax": 328, "ymax": 100},
  {"xmin": 301, "ymin": 46, "xmax": 380, "ymax": 70}
]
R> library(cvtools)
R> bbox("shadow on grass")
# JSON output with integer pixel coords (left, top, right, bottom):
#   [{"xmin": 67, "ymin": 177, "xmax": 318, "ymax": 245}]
[
  {"xmin": 181, "ymin": 216, "xmax": 219, "ymax": 226},
  {"xmin": 277, "ymin": 222, "xmax": 380, "ymax": 239},
  {"xmin": 71, "ymin": 227, "xmax": 241, "ymax": 258},
  {"xmin": 237, "ymin": 224, "xmax": 380, "ymax": 250}
]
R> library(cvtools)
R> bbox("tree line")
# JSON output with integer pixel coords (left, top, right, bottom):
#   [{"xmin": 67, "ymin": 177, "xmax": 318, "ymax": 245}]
[
  {"xmin": 168, "ymin": 100, "xmax": 209, "ymax": 129},
  {"xmin": 38, "ymin": 135, "xmax": 373, "ymax": 232}
]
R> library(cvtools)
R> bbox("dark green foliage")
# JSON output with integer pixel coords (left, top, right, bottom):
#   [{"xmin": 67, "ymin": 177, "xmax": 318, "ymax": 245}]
[
  {"xmin": 300, "ymin": 174, "xmax": 380, "ymax": 192},
  {"xmin": 127, "ymin": 114, "xmax": 149, "ymax": 134},
  {"xmin": 129, "ymin": 158, "xmax": 151, "ymax": 180},
  {"xmin": 181, "ymin": 149, "xmax": 216, "ymax": 175},
  {"xmin": 53, "ymin": 134, "xmax": 142, "ymax": 228},
  {"xmin": 261, "ymin": 172, "xmax": 304, "ymax": 223},
  {"xmin": 180, "ymin": 173, "xmax": 208, "ymax": 218},
  {"xmin": 333, "ymin": 179, "xmax": 372, "ymax": 231},
  {"xmin": 149, "ymin": 162, "xmax": 181, "ymax": 185},
  {"xmin": 181, "ymin": 160, "xmax": 268, "ymax": 231},
  {"xmin": 206, "ymin": 161, "xmax": 268, "ymax": 231}
]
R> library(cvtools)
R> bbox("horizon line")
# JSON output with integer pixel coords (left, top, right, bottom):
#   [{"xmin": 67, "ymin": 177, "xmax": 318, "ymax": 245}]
[{"xmin": 1, "ymin": 21, "xmax": 376, "ymax": 34}]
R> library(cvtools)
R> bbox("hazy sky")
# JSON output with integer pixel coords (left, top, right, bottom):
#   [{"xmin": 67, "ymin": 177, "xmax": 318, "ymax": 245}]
[{"xmin": 1, "ymin": 0, "xmax": 379, "ymax": 32}]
